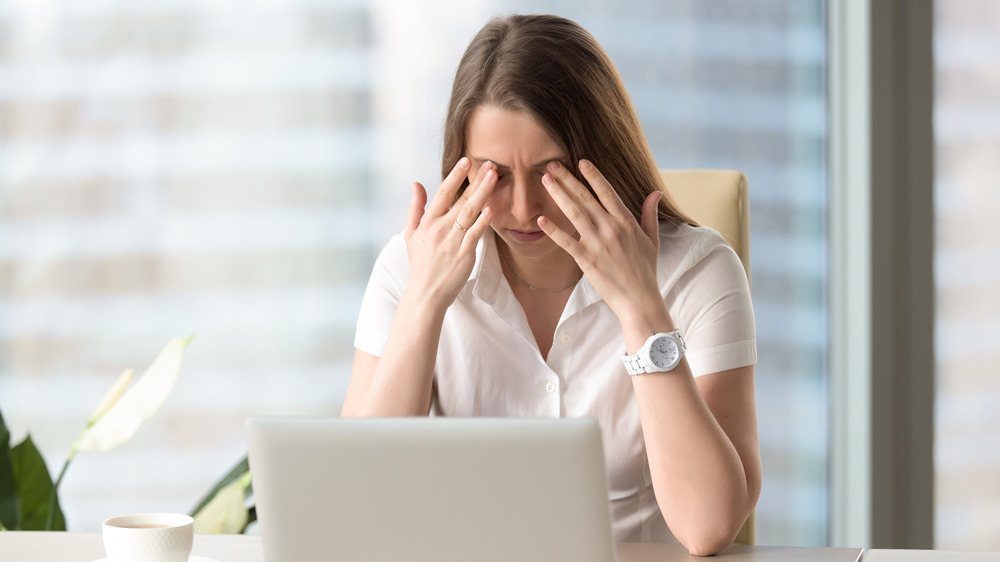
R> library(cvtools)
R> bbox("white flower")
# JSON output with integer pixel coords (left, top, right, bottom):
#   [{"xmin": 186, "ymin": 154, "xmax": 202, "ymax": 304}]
[
  {"xmin": 74, "ymin": 337, "xmax": 192, "ymax": 453},
  {"xmin": 86, "ymin": 369, "xmax": 134, "ymax": 426},
  {"xmin": 192, "ymin": 472, "xmax": 252, "ymax": 534}
]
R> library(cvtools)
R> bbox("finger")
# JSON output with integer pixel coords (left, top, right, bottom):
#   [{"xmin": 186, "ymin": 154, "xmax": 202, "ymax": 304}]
[
  {"xmin": 426, "ymin": 157, "xmax": 471, "ymax": 217},
  {"xmin": 453, "ymin": 160, "xmax": 495, "ymax": 209},
  {"xmin": 454, "ymin": 167, "xmax": 497, "ymax": 230},
  {"xmin": 541, "ymin": 170, "xmax": 596, "ymax": 235},
  {"xmin": 537, "ymin": 215, "xmax": 583, "ymax": 260},
  {"xmin": 578, "ymin": 159, "xmax": 631, "ymax": 220},
  {"xmin": 641, "ymin": 191, "xmax": 662, "ymax": 250},
  {"xmin": 544, "ymin": 160, "xmax": 604, "ymax": 221},
  {"xmin": 406, "ymin": 182, "xmax": 427, "ymax": 235},
  {"xmin": 460, "ymin": 206, "xmax": 495, "ymax": 253}
]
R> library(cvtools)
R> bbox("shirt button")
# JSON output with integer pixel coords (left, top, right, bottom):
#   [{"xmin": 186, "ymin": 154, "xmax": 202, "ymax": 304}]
[
  {"xmin": 545, "ymin": 382, "xmax": 556, "ymax": 393},
  {"xmin": 560, "ymin": 333, "xmax": 571, "ymax": 343}
]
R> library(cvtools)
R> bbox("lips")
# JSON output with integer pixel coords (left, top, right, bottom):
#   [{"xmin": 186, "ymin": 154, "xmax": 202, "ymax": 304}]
[{"xmin": 507, "ymin": 229, "xmax": 546, "ymax": 243}]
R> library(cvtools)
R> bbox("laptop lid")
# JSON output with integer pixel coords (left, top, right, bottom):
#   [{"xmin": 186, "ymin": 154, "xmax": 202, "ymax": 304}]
[{"xmin": 245, "ymin": 417, "xmax": 616, "ymax": 562}]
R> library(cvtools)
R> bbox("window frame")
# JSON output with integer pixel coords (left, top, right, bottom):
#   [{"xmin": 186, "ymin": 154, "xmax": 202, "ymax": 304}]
[{"xmin": 828, "ymin": 0, "xmax": 935, "ymax": 549}]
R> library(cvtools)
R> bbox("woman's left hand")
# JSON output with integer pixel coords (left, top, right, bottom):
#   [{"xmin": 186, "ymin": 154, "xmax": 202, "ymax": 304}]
[{"xmin": 538, "ymin": 159, "xmax": 663, "ymax": 323}]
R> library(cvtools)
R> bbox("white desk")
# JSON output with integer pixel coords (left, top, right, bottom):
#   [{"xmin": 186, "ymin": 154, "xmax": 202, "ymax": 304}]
[
  {"xmin": 0, "ymin": 532, "xmax": 263, "ymax": 562},
  {"xmin": 864, "ymin": 550, "xmax": 1000, "ymax": 561},
  {"xmin": 13, "ymin": 531, "xmax": 1000, "ymax": 561},
  {"xmin": 0, "ymin": 532, "xmax": 864, "ymax": 562},
  {"xmin": 618, "ymin": 542, "xmax": 862, "ymax": 561}
]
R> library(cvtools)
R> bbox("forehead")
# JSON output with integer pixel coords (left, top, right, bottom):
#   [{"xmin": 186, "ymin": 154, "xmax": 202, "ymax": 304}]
[{"xmin": 465, "ymin": 106, "xmax": 566, "ymax": 166}]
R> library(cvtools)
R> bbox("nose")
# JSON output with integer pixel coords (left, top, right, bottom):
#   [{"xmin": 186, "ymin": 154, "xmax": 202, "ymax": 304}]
[{"xmin": 509, "ymin": 175, "xmax": 543, "ymax": 224}]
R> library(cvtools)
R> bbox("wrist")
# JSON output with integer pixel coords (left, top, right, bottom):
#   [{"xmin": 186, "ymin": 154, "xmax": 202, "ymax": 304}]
[
  {"xmin": 618, "ymin": 302, "xmax": 675, "ymax": 354},
  {"xmin": 397, "ymin": 290, "xmax": 450, "ymax": 326}
]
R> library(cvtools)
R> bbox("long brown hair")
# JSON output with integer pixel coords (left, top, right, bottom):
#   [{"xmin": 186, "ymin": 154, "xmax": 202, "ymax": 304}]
[{"xmin": 442, "ymin": 14, "xmax": 694, "ymax": 226}]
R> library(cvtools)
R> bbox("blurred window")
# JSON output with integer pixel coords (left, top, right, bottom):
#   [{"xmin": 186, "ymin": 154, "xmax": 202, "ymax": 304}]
[
  {"xmin": 933, "ymin": 0, "xmax": 1000, "ymax": 550},
  {"xmin": 0, "ymin": 0, "xmax": 829, "ymax": 544}
]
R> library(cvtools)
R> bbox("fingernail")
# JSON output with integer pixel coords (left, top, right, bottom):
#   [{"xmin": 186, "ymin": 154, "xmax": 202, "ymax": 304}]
[
  {"xmin": 546, "ymin": 161, "xmax": 560, "ymax": 172},
  {"xmin": 579, "ymin": 159, "xmax": 592, "ymax": 171},
  {"xmin": 458, "ymin": 157, "xmax": 469, "ymax": 169},
  {"xmin": 542, "ymin": 174, "xmax": 553, "ymax": 186},
  {"xmin": 484, "ymin": 169, "xmax": 496, "ymax": 182}
]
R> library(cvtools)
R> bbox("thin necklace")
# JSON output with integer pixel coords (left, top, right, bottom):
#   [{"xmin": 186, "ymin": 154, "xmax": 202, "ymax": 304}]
[{"xmin": 497, "ymin": 246, "xmax": 581, "ymax": 294}]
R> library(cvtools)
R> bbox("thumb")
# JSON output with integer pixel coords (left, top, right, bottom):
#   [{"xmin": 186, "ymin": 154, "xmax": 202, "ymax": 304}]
[
  {"xmin": 640, "ymin": 191, "xmax": 662, "ymax": 247},
  {"xmin": 406, "ymin": 182, "xmax": 428, "ymax": 235}
]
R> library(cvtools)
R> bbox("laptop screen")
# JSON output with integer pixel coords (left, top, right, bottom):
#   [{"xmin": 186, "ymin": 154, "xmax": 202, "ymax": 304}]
[{"xmin": 246, "ymin": 417, "xmax": 616, "ymax": 562}]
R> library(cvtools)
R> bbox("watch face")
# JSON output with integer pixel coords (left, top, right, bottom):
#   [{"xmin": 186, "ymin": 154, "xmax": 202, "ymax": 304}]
[{"xmin": 648, "ymin": 336, "xmax": 679, "ymax": 368}]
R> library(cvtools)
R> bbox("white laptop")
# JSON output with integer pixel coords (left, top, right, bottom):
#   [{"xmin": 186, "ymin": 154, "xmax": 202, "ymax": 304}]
[{"xmin": 245, "ymin": 417, "xmax": 616, "ymax": 562}]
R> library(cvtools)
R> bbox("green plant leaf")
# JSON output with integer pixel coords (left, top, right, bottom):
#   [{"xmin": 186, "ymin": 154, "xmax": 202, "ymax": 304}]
[
  {"xmin": 0, "ymin": 405, "xmax": 20, "ymax": 530},
  {"xmin": 190, "ymin": 455, "xmax": 249, "ymax": 517},
  {"xmin": 10, "ymin": 435, "xmax": 65, "ymax": 530},
  {"xmin": 244, "ymin": 506, "xmax": 256, "ymax": 533},
  {"xmin": 75, "ymin": 337, "xmax": 192, "ymax": 452}
]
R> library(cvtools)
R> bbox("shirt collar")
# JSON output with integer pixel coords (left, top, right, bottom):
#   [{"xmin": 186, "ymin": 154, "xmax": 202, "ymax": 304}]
[
  {"xmin": 469, "ymin": 232, "xmax": 504, "ymax": 305},
  {"xmin": 469, "ymin": 232, "xmax": 603, "ymax": 312}
]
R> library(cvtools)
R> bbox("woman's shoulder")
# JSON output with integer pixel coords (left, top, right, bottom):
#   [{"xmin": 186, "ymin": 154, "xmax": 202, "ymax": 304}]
[
  {"xmin": 367, "ymin": 233, "xmax": 411, "ymax": 290},
  {"xmin": 657, "ymin": 221, "xmax": 733, "ymax": 260},
  {"xmin": 374, "ymin": 233, "xmax": 408, "ymax": 264},
  {"xmin": 656, "ymin": 221, "xmax": 745, "ymax": 284}
]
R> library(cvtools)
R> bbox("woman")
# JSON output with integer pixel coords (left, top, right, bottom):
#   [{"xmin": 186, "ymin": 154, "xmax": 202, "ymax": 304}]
[{"xmin": 342, "ymin": 14, "xmax": 760, "ymax": 556}]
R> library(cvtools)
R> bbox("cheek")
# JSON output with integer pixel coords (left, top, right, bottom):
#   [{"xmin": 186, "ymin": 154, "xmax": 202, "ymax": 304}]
[{"xmin": 484, "ymin": 190, "xmax": 506, "ymax": 211}]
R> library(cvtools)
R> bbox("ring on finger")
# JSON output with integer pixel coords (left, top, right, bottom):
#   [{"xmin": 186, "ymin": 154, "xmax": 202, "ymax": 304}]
[{"xmin": 453, "ymin": 219, "xmax": 469, "ymax": 232}]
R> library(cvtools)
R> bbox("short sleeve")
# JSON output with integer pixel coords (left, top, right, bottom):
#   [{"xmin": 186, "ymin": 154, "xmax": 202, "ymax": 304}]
[
  {"xmin": 353, "ymin": 234, "xmax": 409, "ymax": 357},
  {"xmin": 667, "ymin": 229, "xmax": 757, "ymax": 377}
]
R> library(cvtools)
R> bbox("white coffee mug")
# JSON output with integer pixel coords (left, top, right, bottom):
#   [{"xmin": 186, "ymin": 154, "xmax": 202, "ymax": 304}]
[{"xmin": 102, "ymin": 512, "xmax": 194, "ymax": 562}]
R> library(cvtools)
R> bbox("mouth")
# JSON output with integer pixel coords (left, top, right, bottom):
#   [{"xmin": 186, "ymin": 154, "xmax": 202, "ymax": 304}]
[{"xmin": 507, "ymin": 229, "xmax": 547, "ymax": 243}]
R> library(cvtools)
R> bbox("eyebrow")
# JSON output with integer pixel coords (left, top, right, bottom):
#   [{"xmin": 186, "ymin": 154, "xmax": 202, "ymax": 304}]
[{"xmin": 468, "ymin": 156, "xmax": 566, "ymax": 171}]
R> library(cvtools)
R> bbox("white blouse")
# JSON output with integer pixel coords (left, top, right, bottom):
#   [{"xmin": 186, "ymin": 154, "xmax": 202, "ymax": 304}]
[{"xmin": 354, "ymin": 222, "xmax": 757, "ymax": 543}]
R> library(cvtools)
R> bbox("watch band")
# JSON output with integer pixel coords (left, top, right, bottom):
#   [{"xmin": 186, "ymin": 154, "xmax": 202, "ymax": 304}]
[{"xmin": 622, "ymin": 354, "xmax": 649, "ymax": 376}]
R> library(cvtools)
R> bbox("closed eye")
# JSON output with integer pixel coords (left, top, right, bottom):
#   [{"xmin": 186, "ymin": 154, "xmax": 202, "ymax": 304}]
[
  {"xmin": 503, "ymin": 173, "xmax": 546, "ymax": 181},
  {"xmin": 490, "ymin": 170, "xmax": 548, "ymax": 183}
]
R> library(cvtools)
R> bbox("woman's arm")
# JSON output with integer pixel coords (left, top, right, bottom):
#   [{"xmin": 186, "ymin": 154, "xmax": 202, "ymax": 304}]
[
  {"xmin": 341, "ymin": 294, "xmax": 449, "ymax": 416},
  {"xmin": 615, "ymin": 280, "xmax": 759, "ymax": 556},
  {"xmin": 539, "ymin": 160, "xmax": 760, "ymax": 555},
  {"xmin": 341, "ymin": 159, "xmax": 497, "ymax": 417},
  {"xmin": 628, "ymin": 352, "xmax": 760, "ymax": 554}
]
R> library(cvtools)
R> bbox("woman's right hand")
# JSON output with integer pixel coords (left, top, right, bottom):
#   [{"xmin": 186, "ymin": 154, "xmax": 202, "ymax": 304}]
[{"xmin": 403, "ymin": 157, "xmax": 496, "ymax": 308}]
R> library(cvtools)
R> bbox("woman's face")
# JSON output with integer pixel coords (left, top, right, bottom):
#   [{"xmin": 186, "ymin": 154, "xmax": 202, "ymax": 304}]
[{"xmin": 464, "ymin": 106, "xmax": 578, "ymax": 261}]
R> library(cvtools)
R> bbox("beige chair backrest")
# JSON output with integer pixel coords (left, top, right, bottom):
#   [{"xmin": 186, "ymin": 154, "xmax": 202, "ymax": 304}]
[
  {"xmin": 659, "ymin": 169, "xmax": 750, "ymax": 283},
  {"xmin": 659, "ymin": 169, "xmax": 755, "ymax": 546}
]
